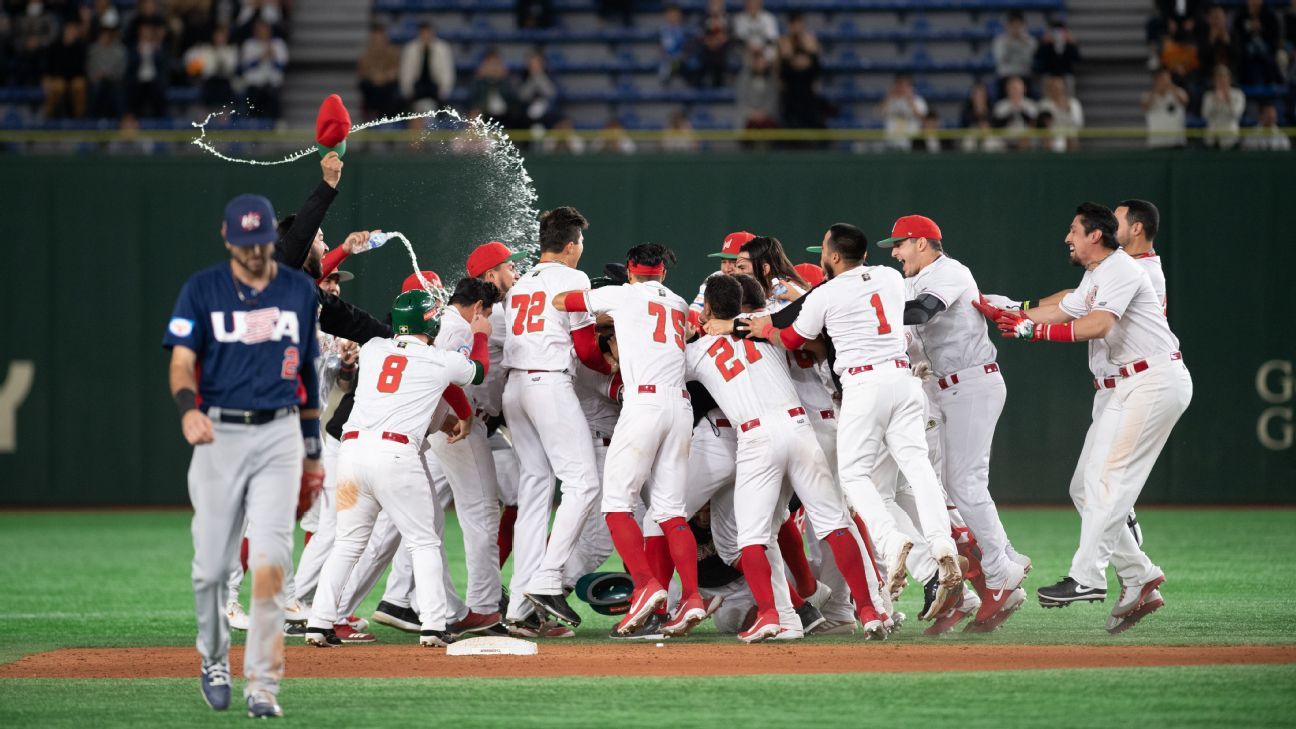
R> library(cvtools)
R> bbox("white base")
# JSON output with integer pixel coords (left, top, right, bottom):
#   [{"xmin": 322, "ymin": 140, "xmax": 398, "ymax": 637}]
[{"xmin": 446, "ymin": 636, "xmax": 538, "ymax": 657}]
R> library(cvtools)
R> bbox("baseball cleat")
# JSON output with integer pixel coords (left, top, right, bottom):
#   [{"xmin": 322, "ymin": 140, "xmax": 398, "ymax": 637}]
[
  {"xmin": 450, "ymin": 611, "xmax": 503, "ymax": 637},
  {"xmin": 246, "ymin": 690, "xmax": 283, "ymax": 719},
  {"xmin": 738, "ymin": 611, "xmax": 783, "ymax": 643},
  {"xmin": 1010, "ymin": 551, "xmax": 1033, "ymax": 575},
  {"xmin": 812, "ymin": 619, "xmax": 856, "ymax": 636},
  {"xmin": 282, "ymin": 623, "xmax": 306, "ymax": 637},
  {"xmin": 344, "ymin": 614, "xmax": 369, "ymax": 632},
  {"xmin": 1126, "ymin": 510, "xmax": 1143, "ymax": 547},
  {"xmin": 858, "ymin": 608, "xmax": 889, "ymax": 641},
  {"xmin": 885, "ymin": 538, "xmax": 914, "ymax": 601},
  {"xmin": 1038, "ymin": 577, "xmax": 1107, "ymax": 607},
  {"xmin": 333, "ymin": 622, "xmax": 377, "ymax": 643},
  {"xmin": 507, "ymin": 614, "xmax": 575, "ymax": 638},
  {"xmin": 932, "ymin": 555, "xmax": 965, "ymax": 618},
  {"xmin": 888, "ymin": 611, "xmax": 906, "ymax": 634},
  {"xmin": 199, "ymin": 661, "xmax": 231, "ymax": 711},
  {"xmin": 966, "ymin": 588, "xmax": 1026, "ymax": 633},
  {"xmin": 372, "ymin": 601, "xmax": 422, "ymax": 633},
  {"xmin": 304, "ymin": 627, "xmax": 340, "ymax": 647},
  {"xmin": 225, "ymin": 601, "xmax": 250, "ymax": 632},
  {"xmin": 282, "ymin": 598, "xmax": 308, "ymax": 625},
  {"xmin": 1111, "ymin": 569, "xmax": 1166, "ymax": 619},
  {"xmin": 794, "ymin": 602, "xmax": 827, "ymax": 634},
  {"xmin": 924, "ymin": 590, "xmax": 980, "ymax": 636},
  {"xmin": 610, "ymin": 612, "xmax": 667, "ymax": 641},
  {"xmin": 524, "ymin": 592, "xmax": 583, "ymax": 628},
  {"xmin": 702, "ymin": 594, "xmax": 725, "ymax": 618},
  {"xmin": 419, "ymin": 629, "xmax": 455, "ymax": 647},
  {"xmin": 662, "ymin": 595, "xmax": 708, "ymax": 637},
  {"xmin": 1106, "ymin": 589, "xmax": 1165, "ymax": 635},
  {"xmin": 613, "ymin": 580, "xmax": 667, "ymax": 636},
  {"xmin": 773, "ymin": 626, "xmax": 805, "ymax": 641},
  {"xmin": 804, "ymin": 581, "xmax": 833, "ymax": 610}
]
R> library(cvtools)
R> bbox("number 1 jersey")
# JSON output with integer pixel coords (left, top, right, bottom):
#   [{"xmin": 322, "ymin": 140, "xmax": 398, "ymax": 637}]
[{"xmin": 345, "ymin": 335, "xmax": 478, "ymax": 438}]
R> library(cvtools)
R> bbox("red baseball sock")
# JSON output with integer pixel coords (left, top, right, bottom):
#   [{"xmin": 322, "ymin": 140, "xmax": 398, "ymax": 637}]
[
  {"xmin": 497, "ymin": 505, "xmax": 518, "ymax": 567},
  {"xmin": 644, "ymin": 535, "xmax": 673, "ymax": 614},
  {"xmin": 851, "ymin": 514, "xmax": 886, "ymax": 583},
  {"xmin": 777, "ymin": 516, "xmax": 818, "ymax": 598},
  {"xmin": 786, "ymin": 579, "xmax": 806, "ymax": 609},
  {"xmin": 824, "ymin": 528, "xmax": 878, "ymax": 612},
  {"xmin": 739, "ymin": 545, "xmax": 777, "ymax": 614},
  {"xmin": 605, "ymin": 512, "xmax": 653, "ymax": 587},
  {"xmin": 303, "ymin": 531, "xmax": 314, "ymax": 546},
  {"xmin": 660, "ymin": 517, "xmax": 700, "ymax": 599},
  {"xmin": 239, "ymin": 537, "xmax": 249, "ymax": 573},
  {"xmin": 955, "ymin": 527, "xmax": 989, "ymax": 597}
]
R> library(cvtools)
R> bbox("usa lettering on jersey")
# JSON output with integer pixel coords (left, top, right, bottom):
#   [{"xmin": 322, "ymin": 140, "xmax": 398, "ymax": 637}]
[{"xmin": 211, "ymin": 308, "xmax": 301, "ymax": 344}]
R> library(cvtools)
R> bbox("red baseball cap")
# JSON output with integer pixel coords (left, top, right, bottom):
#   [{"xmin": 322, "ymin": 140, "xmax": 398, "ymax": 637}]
[
  {"xmin": 878, "ymin": 214, "xmax": 942, "ymax": 247},
  {"xmin": 401, "ymin": 270, "xmax": 442, "ymax": 293},
  {"xmin": 707, "ymin": 231, "xmax": 756, "ymax": 259},
  {"xmin": 315, "ymin": 94, "xmax": 351, "ymax": 155},
  {"xmin": 794, "ymin": 263, "xmax": 825, "ymax": 287},
  {"xmin": 467, "ymin": 241, "xmax": 526, "ymax": 278}
]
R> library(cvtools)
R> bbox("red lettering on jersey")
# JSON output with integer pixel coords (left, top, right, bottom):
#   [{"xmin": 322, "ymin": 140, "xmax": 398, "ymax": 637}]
[
  {"xmin": 280, "ymin": 346, "xmax": 299, "ymax": 379},
  {"xmin": 869, "ymin": 293, "xmax": 892, "ymax": 335},
  {"xmin": 377, "ymin": 355, "xmax": 408, "ymax": 393},
  {"xmin": 648, "ymin": 302, "xmax": 687, "ymax": 351},
  {"xmin": 510, "ymin": 292, "xmax": 547, "ymax": 335}
]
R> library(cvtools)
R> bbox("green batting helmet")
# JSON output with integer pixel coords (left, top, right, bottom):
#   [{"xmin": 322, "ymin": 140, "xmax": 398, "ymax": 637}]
[
  {"xmin": 391, "ymin": 289, "xmax": 440, "ymax": 339},
  {"xmin": 574, "ymin": 572, "xmax": 634, "ymax": 616}
]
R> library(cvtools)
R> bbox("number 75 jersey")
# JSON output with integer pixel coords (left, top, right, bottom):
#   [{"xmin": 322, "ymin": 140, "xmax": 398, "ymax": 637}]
[
  {"xmin": 502, "ymin": 261, "xmax": 595, "ymax": 373},
  {"xmin": 583, "ymin": 281, "xmax": 689, "ymax": 390},
  {"xmin": 345, "ymin": 336, "xmax": 478, "ymax": 438}
]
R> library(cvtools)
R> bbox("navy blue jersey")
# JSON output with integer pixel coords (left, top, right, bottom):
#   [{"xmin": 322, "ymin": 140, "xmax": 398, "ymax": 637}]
[{"xmin": 164, "ymin": 262, "xmax": 321, "ymax": 411}]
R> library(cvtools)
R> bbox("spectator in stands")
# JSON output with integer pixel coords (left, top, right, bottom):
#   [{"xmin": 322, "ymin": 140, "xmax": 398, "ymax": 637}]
[
  {"xmin": 42, "ymin": 20, "xmax": 88, "ymax": 119},
  {"xmin": 696, "ymin": 0, "xmax": 731, "ymax": 88},
  {"xmin": 1158, "ymin": 18, "xmax": 1200, "ymax": 87},
  {"xmin": 87, "ymin": 0, "xmax": 122, "ymax": 38},
  {"xmin": 400, "ymin": 22, "xmax": 455, "ymax": 113},
  {"xmin": 778, "ymin": 12, "xmax": 823, "ymax": 129},
  {"xmin": 592, "ymin": 117, "xmax": 636, "ymax": 154},
  {"xmin": 126, "ymin": 23, "xmax": 169, "ymax": 118},
  {"xmin": 1034, "ymin": 20, "xmax": 1080, "ymax": 88},
  {"xmin": 1147, "ymin": 0, "xmax": 1201, "ymax": 69},
  {"xmin": 1198, "ymin": 6, "xmax": 1238, "ymax": 79},
  {"xmin": 469, "ymin": 48, "xmax": 518, "ymax": 126},
  {"xmin": 993, "ymin": 10, "xmax": 1037, "ymax": 93},
  {"xmin": 1234, "ymin": 0, "xmax": 1281, "ymax": 84},
  {"xmin": 736, "ymin": 42, "xmax": 778, "ymax": 131},
  {"xmin": 992, "ymin": 75, "xmax": 1038, "ymax": 149},
  {"xmin": 171, "ymin": 0, "xmax": 213, "ymax": 55},
  {"xmin": 733, "ymin": 0, "xmax": 778, "ymax": 58},
  {"xmin": 108, "ymin": 113, "xmax": 161, "ymax": 154},
  {"xmin": 1202, "ymin": 64, "xmax": 1245, "ymax": 148},
  {"xmin": 1242, "ymin": 102, "xmax": 1291, "ymax": 150},
  {"xmin": 239, "ymin": 19, "xmax": 287, "ymax": 119},
  {"xmin": 1038, "ymin": 74, "xmax": 1082, "ymax": 152},
  {"xmin": 880, "ymin": 73, "xmax": 926, "ymax": 151},
  {"xmin": 358, "ymin": 25, "xmax": 402, "ymax": 120},
  {"xmin": 660, "ymin": 4, "xmax": 690, "ymax": 86},
  {"xmin": 235, "ymin": 0, "xmax": 287, "ymax": 43},
  {"xmin": 662, "ymin": 109, "xmax": 699, "ymax": 152},
  {"xmin": 1286, "ymin": 0, "xmax": 1296, "ymax": 49},
  {"xmin": 1143, "ymin": 68, "xmax": 1189, "ymax": 148},
  {"xmin": 13, "ymin": 0, "xmax": 59, "ymax": 85},
  {"xmin": 959, "ymin": 82, "xmax": 1006, "ymax": 153},
  {"xmin": 516, "ymin": 0, "xmax": 556, "ymax": 30},
  {"xmin": 517, "ymin": 49, "xmax": 558, "ymax": 129},
  {"xmin": 125, "ymin": 0, "xmax": 167, "ymax": 47},
  {"xmin": 87, "ymin": 23, "xmax": 127, "ymax": 118},
  {"xmin": 539, "ymin": 116, "xmax": 586, "ymax": 154},
  {"xmin": 916, "ymin": 110, "xmax": 948, "ymax": 153},
  {"xmin": 184, "ymin": 25, "xmax": 239, "ymax": 109}
]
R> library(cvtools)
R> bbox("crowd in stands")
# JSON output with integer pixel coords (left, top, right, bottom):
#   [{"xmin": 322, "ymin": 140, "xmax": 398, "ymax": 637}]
[
  {"xmin": 1, "ymin": 0, "xmax": 291, "ymax": 125},
  {"xmin": 1144, "ymin": 0, "xmax": 1294, "ymax": 149}
]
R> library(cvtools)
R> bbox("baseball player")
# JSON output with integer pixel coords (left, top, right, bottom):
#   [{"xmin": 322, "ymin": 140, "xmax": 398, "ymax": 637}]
[
  {"xmin": 688, "ymin": 231, "xmax": 755, "ymax": 328},
  {"xmin": 502, "ymin": 207, "xmax": 612, "ymax": 628},
  {"xmin": 165, "ymin": 194, "xmax": 321, "ymax": 718},
  {"xmin": 878, "ymin": 214, "xmax": 1027, "ymax": 627},
  {"xmin": 305, "ymin": 288, "xmax": 491, "ymax": 648},
  {"xmin": 692, "ymin": 275, "xmax": 891, "ymax": 642},
  {"xmin": 739, "ymin": 224, "xmax": 965, "ymax": 617},
  {"xmin": 552, "ymin": 243, "xmax": 708, "ymax": 636},
  {"xmin": 981, "ymin": 201, "xmax": 1185, "ymax": 633}
]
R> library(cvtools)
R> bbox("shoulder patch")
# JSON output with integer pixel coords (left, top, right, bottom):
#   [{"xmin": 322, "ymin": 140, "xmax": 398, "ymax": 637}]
[
  {"xmin": 456, "ymin": 344, "xmax": 472, "ymax": 356},
  {"xmin": 168, "ymin": 317, "xmax": 195, "ymax": 338}
]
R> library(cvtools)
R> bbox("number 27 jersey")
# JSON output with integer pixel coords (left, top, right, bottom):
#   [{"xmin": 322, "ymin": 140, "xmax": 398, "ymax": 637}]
[{"xmin": 345, "ymin": 336, "xmax": 478, "ymax": 439}]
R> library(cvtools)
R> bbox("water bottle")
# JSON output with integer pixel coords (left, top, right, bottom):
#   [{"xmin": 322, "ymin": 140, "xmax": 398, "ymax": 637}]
[
  {"xmin": 770, "ymin": 277, "xmax": 788, "ymax": 298},
  {"xmin": 367, "ymin": 231, "xmax": 391, "ymax": 250}
]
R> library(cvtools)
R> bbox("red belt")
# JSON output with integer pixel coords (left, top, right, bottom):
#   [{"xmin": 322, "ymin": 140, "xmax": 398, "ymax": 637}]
[
  {"xmin": 819, "ymin": 410, "xmax": 835, "ymax": 420},
  {"xmin": 847, "ymin": 359, "xmax": 909, "ymax": 376},
  {"xmin": 715, "ymin": 419, "xmax": 732, "ymax": 428},
  {"xmin": 937, "ymin": 362, "xmax": 1000, "ymax": 390},
  {"xmin": 1118, "ymin": 351, "xmax": 1182, "ymax": 378},
  {"xmin": 525, "ymin": 369, "xmax": 554, "ymax": 374},
  {"xmin": 342, "ymin": 430, "xmax": 410, "ymax": 445},
  {"xmin": 1093, "ymin": 377, "xmax": 1118, "ymax": 390},
  {"xmin": 740, "ymin": 407, "xmax": 807, "ymax": 433},
  {"xmin": 636, "ymin": 384, "xmax": 689, "ymax": 399}
]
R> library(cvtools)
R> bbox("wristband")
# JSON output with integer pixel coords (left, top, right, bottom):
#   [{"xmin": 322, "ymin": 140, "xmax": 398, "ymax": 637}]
[
  {"xmin": 732, "ymin": 318, "xmax": 751, "ymax": 339},
  {"xmin": 175, "ymin": 388, "xmax": 197, "ymax": 417},
  {"xmin": 598, "ymin": 334, "xmax": 613, "ymax": 355},
  {"xmin": 759, "ymin": 322, "xmax": 776, "ymax": 340},
  {"xmin": 301, "ymin": 418, "xmax": 322, "ymax": 459},
  {"xmin": 1037, "ymin": 321, "xmax": 1075, "ymax": 342},
  {"xmin": 1022, "ymin": 300, "xmax": 1033, "ymax": 310}
]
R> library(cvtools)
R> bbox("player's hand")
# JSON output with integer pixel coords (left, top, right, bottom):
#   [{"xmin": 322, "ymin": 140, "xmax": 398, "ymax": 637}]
[
  {"xmin": 971, "ymin": 294, "xmax": 1004, "ymax": 321},
  {"xmin": 340, "ymin": 340, "xmax": 359, "ymax": 365},
  {"xmin": 181, "ymin": 410, "xmax": 214, "ymax": 445},
  {"xmin": 469, "ymin": 311, "xmax": 492, "ymax": 337},
  {"xmin": 447, "ymin": 413, "xmax": 473, "ymax": 444},
  {"xmin": 684, "ymin": 321, "xmax": 698, "ymax": 340},
  {"xmin": 342, "ymin": 230, "xmax": 374, "ymax": 254},
  {"xmin": 912, "ymin": 361, "xmax": 933, "ymax": 380},
  {"xmin": 745, "ymin": 315, "xmax": 774, "ymax": 339},
  {"xmin": 321, "ymin": 151, "xmax": 343, "ymax": 188},
  {"xmin": 981, "ymin": 294, "xmax": 1022, "ymax": 311},
  {"xmin": 703, "ymin": 318, "xmax": 735, "ymax": 336},
  {"xmin": 297, "ymin": 460, "xmax": 324, "ymax": 521},
  {"xmin": 995, "ymin": 310, "xmax": 1039, "ymax": 340}
]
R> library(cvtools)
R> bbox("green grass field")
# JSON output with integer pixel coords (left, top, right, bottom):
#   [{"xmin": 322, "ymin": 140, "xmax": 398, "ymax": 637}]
[{"xmin": 1, "ymin": 508, "xmax": 1294, "ymax": 727}]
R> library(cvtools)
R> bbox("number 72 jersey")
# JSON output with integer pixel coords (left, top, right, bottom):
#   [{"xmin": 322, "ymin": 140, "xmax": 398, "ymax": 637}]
[
  {"xmin": 345, "ymin": 336, "xmax": 478, "ymax": 438},
  {"xmin": 584, "ymin": 281, "xmax": 688, "ymax": 390},
  {"xmin": 502, "ymin": 261, "xmax": 595, "ymax": 373}
]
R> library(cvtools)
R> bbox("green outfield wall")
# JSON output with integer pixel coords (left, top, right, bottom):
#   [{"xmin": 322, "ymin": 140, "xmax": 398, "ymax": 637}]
[{"xmin": 1, "ymin": 151, "xmax": 1292, "ymax": 505}]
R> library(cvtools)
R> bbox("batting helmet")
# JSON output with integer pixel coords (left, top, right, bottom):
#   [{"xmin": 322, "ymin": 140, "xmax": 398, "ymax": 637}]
[
  {"xmin": 390, "ymin": 289, "xmax": 440, "ymax": 339},
  {"xmin": 573, "ymin": 572, "xmax": 634, "ymax": 616}
]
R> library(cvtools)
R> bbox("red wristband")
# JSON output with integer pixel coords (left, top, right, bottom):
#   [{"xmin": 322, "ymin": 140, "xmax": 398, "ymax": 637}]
[
  {"xmin": 563, "ymin": 291, "xmax": 589, "ymax": 312},
  {"xmin": 760, "ymin": 323, "xmax": 776, "ymax": 340},
  {"xmin": 1038, "ymin": 322, "xmax": 1075, "ymax": 342}
]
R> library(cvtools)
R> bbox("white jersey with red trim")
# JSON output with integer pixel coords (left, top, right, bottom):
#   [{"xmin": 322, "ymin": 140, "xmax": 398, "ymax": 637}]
[
  {"xmin": 502, "ymin": 261, "xmax": 594, "ymax": 373},
  {"xmin": 1086, "ymin": 253, "xmax": 1167, "ymax": 378},
  {"xmin": 904, "ymin": 255, "xmax": 998, "ymax": 378},
  {"xmin": 472, "ymin": 302, "xmax": 509, "ymax": 416},
  {"xmin": 790, "ymin": 264, "xmax": 907, "ymax": 375},
  {"xmin": 345, "ymin": 335, "xmax": 478, "ymax": 438},
  {"xmin": 585, "ymin": 281, "xmax": 688, "ymax": 392},
  {"xmin": 573, "ymin": 358, "xmax": 621, "ymax": 436},
  {"xmin": 1059, "ymin": 249, "xmax": 1179, "ymax": 368},
  {"xmin": 685, "ymin": 334, "xmax": 800, "ymax": 424},
  {"xmin": 433, "ymin": 306, "xmax": 479, "ymax": 405}
]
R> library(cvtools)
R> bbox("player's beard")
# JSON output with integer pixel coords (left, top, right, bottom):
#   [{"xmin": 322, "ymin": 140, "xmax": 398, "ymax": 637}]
[
  {"xmin": 304, "ymin": 252, "xmax": 323, "ymax": 279},
  {"xmin": 234, "ymin": 246, "xmax": 272, "ymax": 277},
  {"xmin": 1068, "ymin": 245, "xmax": 1082, "ymax": 267}
]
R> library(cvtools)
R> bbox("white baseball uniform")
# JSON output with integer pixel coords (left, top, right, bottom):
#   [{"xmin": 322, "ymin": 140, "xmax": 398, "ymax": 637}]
[
  {"xmin": 905, "ymin": 254, "xmax": 1019, "ymax": 587},
  {"xmin": 483, "ymin": 302, "xmax": 522, "ymax": 509},
  {"xmin": 501, "ymin": 261, "xmax": 602, "ymax": 617},
  {"xmin": 561, "ymin": 363, "xmax": 625, "ymax": 586},
  {"xmin": 789, "ymin": 265, "xmax": 957, "ymax": 562},
  {"xmin": 1059, "ymin": 249, "xmax": 1190, "ymax": 588},
  {"xmin": 308, "ymin": 335, "xmax": 478, "ymax": 633}
]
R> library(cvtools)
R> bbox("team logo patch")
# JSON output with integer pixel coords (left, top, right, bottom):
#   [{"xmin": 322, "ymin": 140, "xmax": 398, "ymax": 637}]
[
  {"xmin": 456, "ymin": 345, "xmax": 472, "ymax": 356},
  {"xmin": 240, "ymin": 212, "xmax": 261, "ymax": 231},
  {"xmin": 168, "ymin": 317, "xmax": 194, "ymax": 338},
  {"xmin": 1085, "ymin": 286, "xmax": 1098, "ymax": 309}
]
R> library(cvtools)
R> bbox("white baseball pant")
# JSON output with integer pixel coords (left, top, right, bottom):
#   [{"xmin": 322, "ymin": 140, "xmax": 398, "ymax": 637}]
[
  {"xmin": 426, "ymin": 417, "xmax": 503, "ymax": 614},
  {"xmin": 600, "ymin": 389, "xmax": 692, "ymax": 521},
  {"xmin": 292, "ymin": 433, "xmax": 341, "ymax": 605}
]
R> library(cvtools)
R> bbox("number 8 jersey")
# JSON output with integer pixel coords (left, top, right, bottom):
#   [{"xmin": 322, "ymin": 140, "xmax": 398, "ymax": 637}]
[
  {"xmin": 582, "ymin": 281, "xmax": 688, "ymax": 391},
  {"xmin": 502, "ymin": 261, "xmax": 595, "ymax": 373},
  {"xmin": 344, "ymin": 335, "xmax": 479, "ymax": 439}
]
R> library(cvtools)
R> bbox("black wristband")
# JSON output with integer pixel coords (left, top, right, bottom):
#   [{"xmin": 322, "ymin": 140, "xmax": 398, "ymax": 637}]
[
  {"xmin": 175, "ymin": 388, "xmax": 197, "ymax": 417},
  {"xmin": 338, "ymin": 364, "xmax": 356, "ymax": 381},
  {"xmin": 598, "ymin": 334, "xmax": 613, "ymax": 355},
  {"xmin": 732, "ymin": 318, "xmax": 752, "ymax": 339}
]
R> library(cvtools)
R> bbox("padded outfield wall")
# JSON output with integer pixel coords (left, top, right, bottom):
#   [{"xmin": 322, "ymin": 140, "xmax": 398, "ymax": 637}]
[{"xmin": 0, "ymin": 151, "xmax": 1291, "ymax": 505}]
